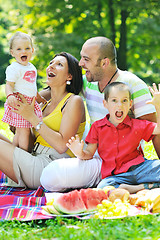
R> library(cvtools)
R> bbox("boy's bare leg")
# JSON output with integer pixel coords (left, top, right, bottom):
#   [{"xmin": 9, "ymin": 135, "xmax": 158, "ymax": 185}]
[{"xmin": 118, "ymin": 183, "xmax": 145, "ymax": 194}]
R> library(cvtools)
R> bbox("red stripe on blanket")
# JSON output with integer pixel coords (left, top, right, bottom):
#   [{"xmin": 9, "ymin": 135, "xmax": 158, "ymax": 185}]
[{"xmin": 0, "ymin": 170, "xmax": 52, "ymax": 221}]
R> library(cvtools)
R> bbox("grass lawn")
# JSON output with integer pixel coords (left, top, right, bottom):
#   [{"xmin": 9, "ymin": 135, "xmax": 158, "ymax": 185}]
[{"xmin": 0, "ymin": 107, "xmax": 160, "ymax": 239}]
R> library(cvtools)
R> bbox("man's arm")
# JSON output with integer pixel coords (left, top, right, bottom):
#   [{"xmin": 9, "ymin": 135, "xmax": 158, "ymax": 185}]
[
  {"xmin": 138, "ymin": 112, "xmax": 160, "ymax": 158},
  {"xmin": 39, "ymin": 87, "xmax": 51, "ymax": 101},
  {"xmin": 138, "ymin": 112, "xmax": 156, "ymax": 122}
]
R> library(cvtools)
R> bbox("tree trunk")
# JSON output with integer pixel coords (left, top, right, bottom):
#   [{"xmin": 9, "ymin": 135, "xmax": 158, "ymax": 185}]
[
  {"xmin": 107, "ymin": 0, "xmax": 116, "ymax": 44},
  {"xmin": 117, "ymin": 9, "xmax": 128, "ymax": 70},
  {"xmin": 97, "ymin": 1, "xmax": 105, "ymax": 36}
]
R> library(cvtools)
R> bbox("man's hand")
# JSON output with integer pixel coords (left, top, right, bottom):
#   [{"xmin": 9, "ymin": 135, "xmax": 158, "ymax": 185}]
[
  {"xmin": 147, "ymin": 83, "xmax": 160, "ymax": 109},
  {"xmin": 36, "ymin": 92, "xmax": 47, "ymax": 104}
]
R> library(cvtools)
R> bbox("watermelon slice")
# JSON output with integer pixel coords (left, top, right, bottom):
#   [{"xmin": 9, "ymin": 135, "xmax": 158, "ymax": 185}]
[
  {"xmin": 80, "ymin": 188, "xmax": 108, "ymax": 211},
  {"xmin": 53, "ymin": 190, "xmax": 87, "ymax": 214}
]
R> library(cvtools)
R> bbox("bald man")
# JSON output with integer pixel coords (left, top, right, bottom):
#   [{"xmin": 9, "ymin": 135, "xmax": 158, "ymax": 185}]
[{"xmin": 79, "ymin": 37, "xmax": 159, "ymax": 157}]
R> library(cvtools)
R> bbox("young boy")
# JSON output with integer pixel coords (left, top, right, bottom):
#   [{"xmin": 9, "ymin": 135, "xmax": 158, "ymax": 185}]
[{"xmin": 66, "ymin": 82, "xmax": 160, "ymax": 193}]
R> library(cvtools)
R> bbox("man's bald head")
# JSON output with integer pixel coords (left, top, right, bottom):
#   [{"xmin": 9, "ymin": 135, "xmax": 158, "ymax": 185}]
[{"xmin": 84, "ymin": 37, "xmax": 117, "ymax": 65}]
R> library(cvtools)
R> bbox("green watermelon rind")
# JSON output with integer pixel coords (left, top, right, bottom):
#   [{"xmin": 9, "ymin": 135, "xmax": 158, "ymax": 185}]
[
  {"xmin": 53, "ymin": 202, "xmax": 87, "ymax": 215},
  {"xmin": 53, "ymin": 203, "xmax": 88, "ymax": 215}
]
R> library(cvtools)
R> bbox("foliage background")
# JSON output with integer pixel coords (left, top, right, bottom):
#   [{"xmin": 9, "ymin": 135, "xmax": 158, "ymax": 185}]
[{"xmin": 0, "ymin": 0, "xmax": 159, "ymax": 96}]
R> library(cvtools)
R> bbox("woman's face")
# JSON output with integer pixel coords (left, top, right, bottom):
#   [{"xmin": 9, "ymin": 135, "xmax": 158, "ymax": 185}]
[{"xmin": 46, "ymin": 56, "xmax": 71, "ymax": 87}]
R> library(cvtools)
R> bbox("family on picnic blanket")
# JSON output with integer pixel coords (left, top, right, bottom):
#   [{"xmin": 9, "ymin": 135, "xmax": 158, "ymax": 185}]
[{"xmin": 0, "ymin": 32, "xmax": 160, "ymax": 195}]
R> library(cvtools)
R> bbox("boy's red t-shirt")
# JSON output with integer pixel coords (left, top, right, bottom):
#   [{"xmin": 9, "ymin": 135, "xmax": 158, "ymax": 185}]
[{"xmin": 85, "ymin": 114, "xmax": 156, "ymax": 179}]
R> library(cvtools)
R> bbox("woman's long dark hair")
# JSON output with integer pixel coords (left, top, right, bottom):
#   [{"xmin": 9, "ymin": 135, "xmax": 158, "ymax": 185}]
[{"xmin": 54, "ymin": 52, "xmax": 83, "ymax": 95}]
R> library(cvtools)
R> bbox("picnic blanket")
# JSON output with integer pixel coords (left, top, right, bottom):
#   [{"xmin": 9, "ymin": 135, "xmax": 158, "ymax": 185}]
[
  {"xmin": 0, "ymin": 171, "xmax": 155, "ymax": 221},
  {"xmin": 0, "ymin": 171, "xmax": 52, "ymax": 221}
]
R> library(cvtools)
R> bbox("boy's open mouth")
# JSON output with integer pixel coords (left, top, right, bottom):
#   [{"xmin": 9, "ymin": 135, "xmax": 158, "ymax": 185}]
[{"xmin": 115, "ymin": 111, "xmax": 123, "ymax": 119}]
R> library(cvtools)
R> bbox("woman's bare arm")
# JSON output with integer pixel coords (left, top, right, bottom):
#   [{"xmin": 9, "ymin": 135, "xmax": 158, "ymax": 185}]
[{"xmin": 12, "ymin": 95, "xmax": 86, "ymax": 154}]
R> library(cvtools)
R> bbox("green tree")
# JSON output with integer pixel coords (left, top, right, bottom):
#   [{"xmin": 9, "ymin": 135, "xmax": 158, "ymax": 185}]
[
  {"xmin": 0, "ymin": 6, "xmax": 11, "ymax": 85},
  {"xmin": 0, "ymin": 0, "xmax": 159, "ymax": 85}
]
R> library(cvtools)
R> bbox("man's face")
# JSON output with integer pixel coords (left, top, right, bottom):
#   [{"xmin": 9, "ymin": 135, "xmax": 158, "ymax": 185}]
[{"xmin": 79, "ymin": 42, "xmax": 104, "ymax": 82}]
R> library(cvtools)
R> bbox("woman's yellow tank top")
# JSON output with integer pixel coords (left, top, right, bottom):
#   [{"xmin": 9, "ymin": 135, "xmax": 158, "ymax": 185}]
[{"xmin": 34, "ymin": 92, "xmax": 86, "ymax": 157}]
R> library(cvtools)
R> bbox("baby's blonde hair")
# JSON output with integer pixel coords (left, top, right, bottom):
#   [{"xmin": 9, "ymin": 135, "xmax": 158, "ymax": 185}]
[{"xmin": 9, "ymin": 31, "xmax": 33, "ymax": 50}]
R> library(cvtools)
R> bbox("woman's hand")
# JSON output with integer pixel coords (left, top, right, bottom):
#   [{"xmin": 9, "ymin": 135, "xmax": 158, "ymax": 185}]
[{"xmin": 12, "ymin": 94, "xmax": 36, "ymax": 122}]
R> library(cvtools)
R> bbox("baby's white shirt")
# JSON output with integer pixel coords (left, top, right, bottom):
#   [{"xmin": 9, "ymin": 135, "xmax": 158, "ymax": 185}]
[{"xmin": 6, "ymin": 61, "xmax": 37, "ymax": 97}]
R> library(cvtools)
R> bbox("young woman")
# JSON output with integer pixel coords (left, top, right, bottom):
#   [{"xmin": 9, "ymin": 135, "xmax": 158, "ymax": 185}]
[{"xmin": 0, "ymin": 52, "xmax": 86, "ymax": 189}]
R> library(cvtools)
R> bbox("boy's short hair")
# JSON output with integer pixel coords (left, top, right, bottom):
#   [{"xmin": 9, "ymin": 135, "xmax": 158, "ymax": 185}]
[
  {"xmin": 9, "ymin": 31, "xmax": 33, "ymax": 50},
  {"xmin": 104, "ymin": 82, "xmax": 131, "ymax": 101}
]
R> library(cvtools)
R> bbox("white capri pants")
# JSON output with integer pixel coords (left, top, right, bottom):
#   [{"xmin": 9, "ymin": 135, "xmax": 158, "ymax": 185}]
[{"xmin": 40, "ymin": 156, "xmax": 102, "ymax": 192}]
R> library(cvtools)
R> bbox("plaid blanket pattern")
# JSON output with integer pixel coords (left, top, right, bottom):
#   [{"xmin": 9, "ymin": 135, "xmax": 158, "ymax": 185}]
[{"xmin": 0, "ymin": 171, "xmax": 52, "ymax": 221}]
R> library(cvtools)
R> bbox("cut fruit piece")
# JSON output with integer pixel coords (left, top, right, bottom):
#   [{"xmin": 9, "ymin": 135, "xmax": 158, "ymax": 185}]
[
  {"xmin": 42, "ymin": 205, "xmax": 60, "ymax": 215},
  {"xmin": 108, "ymin": 189, "xmax": 130, "ymax": 203},
  {"xmin": 103, "ymin": 186, "xmax": 115, "ymax": 195},
  {"xmin": 80, "ymin": 188, "xmax": 108, "ymax": 211},
  {"xmin": 53, "ymin": 190, "xmax": 87, "ymax": 214}
]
